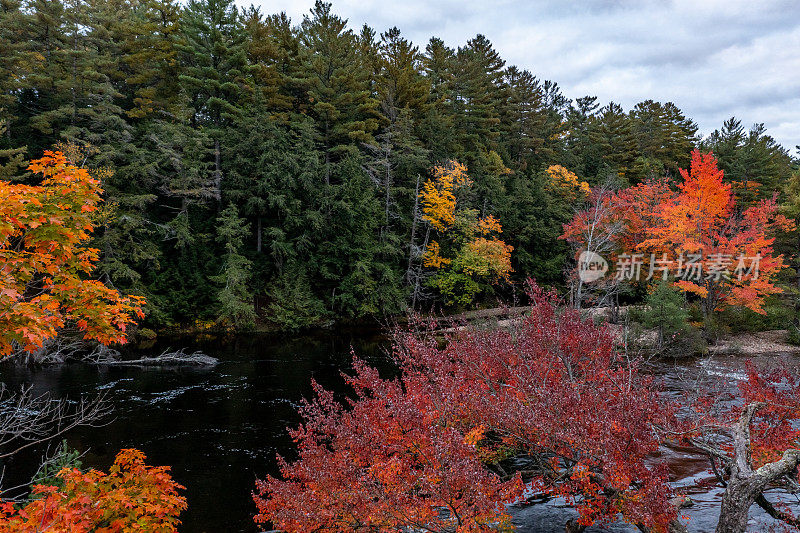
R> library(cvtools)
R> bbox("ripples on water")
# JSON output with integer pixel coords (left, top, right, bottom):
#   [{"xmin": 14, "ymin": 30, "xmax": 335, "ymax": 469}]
[{"xmin": 2, "ymin": 335, "xmax": 799, "ymax": 532}]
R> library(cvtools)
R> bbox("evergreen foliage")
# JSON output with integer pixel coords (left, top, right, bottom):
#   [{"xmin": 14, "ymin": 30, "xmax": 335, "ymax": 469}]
[{"xmin": 0, "ymin": 0, "xmax": 795, "ymax": 329}]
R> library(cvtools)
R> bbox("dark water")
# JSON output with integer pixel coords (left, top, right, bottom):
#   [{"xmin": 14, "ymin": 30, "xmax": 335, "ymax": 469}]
[
  {"xmin": 0, "ymin": 330, "xmax": 391, "ymax": 533},
  {"xmin": 2, "ymin": 333, "xmax": 799, "ymax": 532}
]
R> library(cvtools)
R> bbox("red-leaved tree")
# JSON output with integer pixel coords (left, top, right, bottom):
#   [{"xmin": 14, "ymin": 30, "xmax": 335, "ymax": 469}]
[
  {"xmin": 687, "ymin": 361, "xmax": 800, "ymax": 533},
  {"xmin": 256, "ymin": 281, "xmax": 680, "ymax": 532},
  {"xmin": 562, "ymin": 151, "xmax": 793, "ymax": 316},
  {"xmin": 254, "ymin": 361, "xmax": 523, "ymax": 532}
]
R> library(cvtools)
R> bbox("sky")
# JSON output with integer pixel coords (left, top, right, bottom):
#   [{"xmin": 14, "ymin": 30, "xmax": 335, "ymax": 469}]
[{"xmin": 239, "ymin": 0, "xmax": 800, "ymax": 153}]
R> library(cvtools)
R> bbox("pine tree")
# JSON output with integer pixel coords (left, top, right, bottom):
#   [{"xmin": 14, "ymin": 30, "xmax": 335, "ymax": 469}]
[
  {"xmin": 179, "ymin": 0, "xmax": 247, "ymax": 200},
  {"xmin": 13, "ymin": 0, "xmax": 67, "ymax": 155},
  {"xmin": 592, "ymin": 102, "xmax": 637, "ymax": 183},
  {"xmin": 376, "ymin": 27, "xmax": 429, "ymax": 122},
  {"xmin": 295, "ymin": 1, "xmax": 380, "ymax": 185},
  {"xmin": 0, "ymin": 115, "xmax": 25, "ymax": 179},
  {"xmin": 629, "ymin": 100, "xmax": 697, "ymax": 179},
  {"xmin": 122, "ymin": 0, "xmax": 183, "ymax": 119},
  {"xmin": 419, "ymin": 37, "xmax": 457, "ymax": 160},
  {"xmin": 451, "ymin": 35, "xmax": 506, "ymax": 160},
  {"xmin": 450, "ymin": 35, "xmax": 511, "ymax": 216},
  {"xmin": 702, "ymin": 117, "xmax": 793, "ymax": 205},
  {"xmin": 502, "ymin": 66, "xmax": 548, "ymax": 171},
  {"xmin": 0, "ymin": 0, "xmax": 35, "ymax": 137},
  {"xmin": 242, "ymin": 7, "xmax": 300, "ymax": 118},
  {"xmin": 563, "ymin": 95, "xmax": 601, "ymax": 179},
  {"xmin": 61, "ymin": 0, "xmax": 135, "ymax": 168}
]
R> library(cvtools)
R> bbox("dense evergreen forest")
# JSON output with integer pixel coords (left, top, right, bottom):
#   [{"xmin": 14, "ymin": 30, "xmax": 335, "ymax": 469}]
[{"xmin": 0, "ymin": 0, "xmax": 796, "ymax": 331}]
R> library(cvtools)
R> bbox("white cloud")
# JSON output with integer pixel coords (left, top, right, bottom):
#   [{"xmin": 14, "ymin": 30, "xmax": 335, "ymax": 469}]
[{"xmin": 241, "ymin": 0, "xmax": 800, "ymax": 151}]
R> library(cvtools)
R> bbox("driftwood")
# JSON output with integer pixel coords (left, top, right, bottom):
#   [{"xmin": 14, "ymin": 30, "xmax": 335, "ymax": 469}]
[
  {"xmin": 689, "ymin": 401, "xmax": 800, "ymax": 533},
  {"xmin": 8, "ymin": 337, "xmax": 218, "ymax": 367},
  {"xmin": 435, "ymin": 306, "xmax": 531, "ymax": 334},
  {"xmin": 714, "ymin": 402, "xmax": 800, "ymax": 533},
  {"xmin": 84, "ymin": 346, "xmax": 218, "ymax": 366},
  {"xmin": 10, "ymin": 336, "xmax": 86, "ymax": 364}
]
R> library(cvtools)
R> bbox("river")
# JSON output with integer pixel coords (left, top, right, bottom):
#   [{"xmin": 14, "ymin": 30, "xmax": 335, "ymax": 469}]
[{"xmin": 1, "ymin": 332, "xmax": 799, "ymax": 532}]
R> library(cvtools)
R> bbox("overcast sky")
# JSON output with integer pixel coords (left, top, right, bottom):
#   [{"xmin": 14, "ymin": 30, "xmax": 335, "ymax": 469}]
[{"xmin": 240, "ymin": 0, "xmax": 800, "ymax": 153}]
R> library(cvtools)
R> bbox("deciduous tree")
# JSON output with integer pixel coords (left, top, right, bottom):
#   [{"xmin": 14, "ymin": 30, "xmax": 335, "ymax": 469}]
[
  {"xmin": 0, "ymin": 151, "xmax": 144, "ymax": 356},
  {"xmin": 257, "ymin": 281, "xmax": 681, "ymax": 532},
  {"xmin": 0, "ymin": 448, "xmax": 186, "ymax": 532}
]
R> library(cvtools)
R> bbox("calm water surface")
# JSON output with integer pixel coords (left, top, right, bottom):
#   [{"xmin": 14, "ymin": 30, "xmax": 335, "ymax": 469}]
[{"xmin": 2, "ymin": 332, "xmax": 799, "ymax": 532}]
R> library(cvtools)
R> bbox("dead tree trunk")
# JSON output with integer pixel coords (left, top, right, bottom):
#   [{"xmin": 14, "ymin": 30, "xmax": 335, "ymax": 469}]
[{"xmin": 715, "ymin": 402, "xmax": 800, "ymax": 533}]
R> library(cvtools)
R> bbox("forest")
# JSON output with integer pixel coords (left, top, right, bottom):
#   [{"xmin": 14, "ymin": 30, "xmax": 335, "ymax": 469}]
[
  {"xmin": 2, "ymin": 0, "xmax": 795, "ymax": 332},
  {"xmin": 5, "ymin": 1, "xmax": 800, "ymax": 532}
]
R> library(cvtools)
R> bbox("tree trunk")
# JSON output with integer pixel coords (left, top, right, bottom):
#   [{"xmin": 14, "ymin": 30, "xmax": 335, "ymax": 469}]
[
  {"xmin": 716, "ymin": 479, "xmax": 757, "ymax": 533},
  {"xmin": 715, "ymin": 402, "xmax": 800, "ymax": 533},
  {"xmin": 256, "ymin": 216, "xmax": 262, "ymax": 253},
  {"xmin": 214, "ymin": 139, "xmax": 222, "ymax": 202}
]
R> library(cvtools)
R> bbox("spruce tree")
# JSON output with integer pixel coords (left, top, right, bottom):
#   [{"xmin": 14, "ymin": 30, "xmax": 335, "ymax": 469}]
[{"xmin": 212, "ymin": 202, "xmax": 255, "ymax": 329}]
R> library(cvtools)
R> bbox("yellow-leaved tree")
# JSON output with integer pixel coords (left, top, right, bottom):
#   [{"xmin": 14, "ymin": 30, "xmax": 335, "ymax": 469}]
[{"xmin": 419, "ymin": 161, "xmax": 513, "ymax": 306}]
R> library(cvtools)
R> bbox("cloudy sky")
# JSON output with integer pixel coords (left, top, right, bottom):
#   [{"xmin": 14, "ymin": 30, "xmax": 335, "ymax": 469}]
[{"xmin": 240, "ymin": 0, "xmax": 800, "ymax": 152}]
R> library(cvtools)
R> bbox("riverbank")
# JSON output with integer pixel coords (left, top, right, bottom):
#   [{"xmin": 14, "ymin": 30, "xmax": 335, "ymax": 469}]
[{"xmin": 708, "ymin": 329, "xmax": 800, "ymax": 356}]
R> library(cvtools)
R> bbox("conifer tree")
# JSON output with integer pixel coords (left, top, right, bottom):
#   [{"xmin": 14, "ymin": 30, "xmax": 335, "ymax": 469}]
[
  {"xmin": 179, "ymin": 0, "xmax": 247, "ymax": 200},
  {"xmin": 702, "ymin": 117, "xmax": 792, "ymax": 205},
  {"xmin": 630, "ymin": 100, "xmax": 697, "ymax": 179},
  {"xmin": 296, "ymin": 1, "xmax": 380, "ymax": 184},
  {"xmin": 212, "ymin": 202, "xmax": 255, "ymax": 328},
  {"xmin": 419, "ymin": 37, "xmax": 457, "ymax": 160},
  {"xmin": 592, "ymin": 102, "xmax": 637, "ymax": 183},
  {"xmin": 502, "ymin": 66, "xmax": 548, "ymax": 171}
]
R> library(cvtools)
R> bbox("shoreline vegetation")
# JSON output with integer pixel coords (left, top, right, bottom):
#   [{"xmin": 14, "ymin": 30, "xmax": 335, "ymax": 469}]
[
  {"xmin": 2, "ymin": 0, "xmax": 800, "ymax": 531},
  {"xmin": 9, "ymin": 301, "xmax": 800, "ymax": 365}
]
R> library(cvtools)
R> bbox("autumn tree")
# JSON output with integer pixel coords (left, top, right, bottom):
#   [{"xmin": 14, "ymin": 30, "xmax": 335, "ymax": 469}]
[
  {"xmin": 642, "ymin": 151, "xmax": 793, "ymax": 316},
  {"xmin": 254, "ymin": 361, "xmax": 522, "ymax": 532},
  {"xmin": 418, "ymin": 161, "xmax": 513, "ymax": 306},
  {"xmin": 256, "ymin": 281, "xmax": 681, "ymax": 532},
  {"xmin": 0, "ymin": 151, "xmax": 144, "ymax": 356},
  {"xmin": 546, "ymin": 164, "xmax": 591, "ymax": 200},
  {"xmin": 686, "ymin": 362, "xmax": 800, "ymax": 533},
  {"xmin": 0, "ymin": 448, "xmax": 187, "ymax": 532},
  {"xmin": 563, "ymin": 151, "xmax": 793, "ymax": 317}
]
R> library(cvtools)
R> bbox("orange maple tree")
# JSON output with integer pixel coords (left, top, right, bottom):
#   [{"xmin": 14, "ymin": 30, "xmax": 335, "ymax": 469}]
[
  {"xmin": 0, "ymin": 151, "xmax": 144, "ymax": 356},
  {"xmin": 562, "ymin": 151, "xmax": 793, "ymax": 315},
  {"xmin": 642, "ymin": 151, "xmax": 793, "ymax": 314},
  {"xmin": 0, "ymin": 448, "xmax": 187, "ymax": 532}
]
